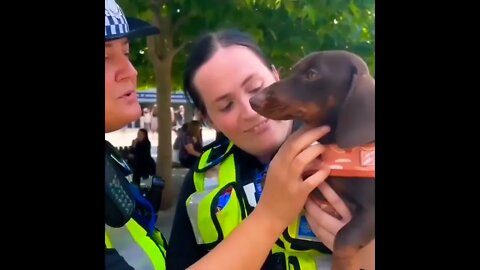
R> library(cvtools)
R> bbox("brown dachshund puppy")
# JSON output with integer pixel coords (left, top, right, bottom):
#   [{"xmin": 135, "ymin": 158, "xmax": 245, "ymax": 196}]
[{"xmin": 250, "ymin": 50, "xmax": 375, "ymax": 270}]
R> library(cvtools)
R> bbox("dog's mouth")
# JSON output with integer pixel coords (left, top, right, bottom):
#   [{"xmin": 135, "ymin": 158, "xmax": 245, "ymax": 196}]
[
  {"xmin": 250, "ymin": 93, "xmax": 307, "ymax": 120},
  {"xmin": 255, "ymin": 102, "xmax": 305, "ymax": 121}
]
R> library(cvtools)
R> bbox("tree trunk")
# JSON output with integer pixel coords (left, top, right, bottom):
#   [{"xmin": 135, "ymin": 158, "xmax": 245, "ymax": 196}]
[
  {"xmin": 151, "ymin": 53, "xmax": 176, "ymax": 211},
  {"xmin": 147, "ymin": 0, "xmax": 179, "ymax": 211}
]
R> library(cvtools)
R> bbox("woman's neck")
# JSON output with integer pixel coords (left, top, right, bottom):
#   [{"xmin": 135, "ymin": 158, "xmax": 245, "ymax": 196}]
[
  {"xmin": 255, "ymin": 120, "xmax": 294, "ymax": 165},
  {"xmin": 256, "ymin": 154, "xmax": 274, "ymax": 165}
]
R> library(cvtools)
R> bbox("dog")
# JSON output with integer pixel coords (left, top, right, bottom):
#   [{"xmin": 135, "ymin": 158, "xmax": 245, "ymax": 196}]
[{"xmin": 249, "ymin": 50, "xmax": 375, "ymax": 270}]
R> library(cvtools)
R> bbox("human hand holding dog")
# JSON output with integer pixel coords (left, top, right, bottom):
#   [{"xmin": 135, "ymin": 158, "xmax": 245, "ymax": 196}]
[
  {"xmin": 304, "ymin": 184, "xmax": 375, "ymax": 270},
  {"xmin": 256, "ymin": 125, "xmax": 331, "ymax": 231},
  {"xmin": 189, "ymin": 125, "xmax": 332, "ymax": 270}
]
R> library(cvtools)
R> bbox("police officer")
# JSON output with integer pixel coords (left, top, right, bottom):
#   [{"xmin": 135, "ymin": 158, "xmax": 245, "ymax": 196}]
[
  {"xmin": 105, "ymin": 2, "xmax": 335, "ymax": 270},
  {"xmin": 167, "ymin": 29, "xmax": 340, "ymax": 269},
  {"xmin": 104, "ymin": 0, "xmax": 167, "ymax": 268}
]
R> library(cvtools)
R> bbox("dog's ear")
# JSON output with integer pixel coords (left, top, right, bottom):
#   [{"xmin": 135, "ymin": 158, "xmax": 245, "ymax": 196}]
[{"xmin": 336, "ymin": 69, "xmax": 375, "ymax": 149}]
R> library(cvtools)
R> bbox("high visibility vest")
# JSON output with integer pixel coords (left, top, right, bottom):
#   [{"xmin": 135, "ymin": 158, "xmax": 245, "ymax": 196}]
[
  {"xmin": 105, "ymin": 140, "xmax": 167, "ymax": 270},
  {"xmin": 185, "ymin": 140, "xmax": 331, "ymax": 269},
  {"xmin": 105, "ymin": 217, "xmax": 167, "ymax": 270}
]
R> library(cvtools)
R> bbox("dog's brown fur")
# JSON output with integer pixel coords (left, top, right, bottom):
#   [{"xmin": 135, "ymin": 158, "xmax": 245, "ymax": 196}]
[{"xmin": 250, "ymin": 50, "xmax": 375, "ymax": 270}]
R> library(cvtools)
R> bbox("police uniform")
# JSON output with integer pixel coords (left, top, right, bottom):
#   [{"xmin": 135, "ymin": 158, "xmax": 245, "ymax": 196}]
[
  {"xmin": 167, "ymin": 137, "xmax": 333, "ymax": 270},
  {"xmin": 105, "ymin": 141, "xmax": 168, "ymax": 270},
  {"xmin": 105, "ymin": 0, "xmax": 164, "ymax": 268}
]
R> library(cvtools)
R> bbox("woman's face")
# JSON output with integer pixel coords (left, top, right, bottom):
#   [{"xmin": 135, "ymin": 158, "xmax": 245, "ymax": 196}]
[
  {"xmin": 193, "ymin": 45, "xmax": 292, "ymax": 160},
  {"xmin": 105, "ymin": 38, "xmax": 140, "ymax": 133}
]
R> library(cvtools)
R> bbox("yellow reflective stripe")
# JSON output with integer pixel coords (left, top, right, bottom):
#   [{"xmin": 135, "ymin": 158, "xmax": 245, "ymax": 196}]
[
  {"xmin": 105, "ymin": 232, "xmax": 113, "ymax": 248},
  {"xmin": 151, "ymin": 230, "xmax": 167, "ymax": 256},
  {"xmin": 218, "ymin": 154, "xmax": 235, "ymax": 186},
  {"xmin": 195, "ymin": 142, "xmax": 235, "ymax": 191},
  {"xmin": 226, "ymin": 141, "xmax": 234, "ymax": 152},
  {"xmin": 194, "ymin": 148, "xmax": 211, "ymax": 192},
  {"xmin": 198, "ymin": 148, "xmax": 212, "ymax": 169},
  {"xmin": 193, "ymin": 170, "xmax": 205, "ymax": 192},
  {"xmin": 126, "ymin": 219, "xmax": 166, "ymax": 270},
  {"xmin": 106, "ymin": 221, "xmax": 155, "ymax": 270}
]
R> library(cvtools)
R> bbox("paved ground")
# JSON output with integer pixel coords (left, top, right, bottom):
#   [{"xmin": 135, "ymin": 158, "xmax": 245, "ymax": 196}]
[{"xmin": 155, "ymin": 167, "xmax": 188, "ymax": 241}]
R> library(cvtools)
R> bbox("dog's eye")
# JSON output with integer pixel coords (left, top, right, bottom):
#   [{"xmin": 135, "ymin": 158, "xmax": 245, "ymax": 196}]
[{"xmin": 305, "ymin": 69, "xmax": 318, "ymax": 80}]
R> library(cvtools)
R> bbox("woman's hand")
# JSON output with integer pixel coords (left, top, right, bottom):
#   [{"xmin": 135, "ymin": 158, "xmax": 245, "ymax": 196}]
[
  {"xmin": 304, "ymin": 182, "xmax": 352, "ymax": 250},
  {"xmin": 256, "ymin": 125, "xmax": 331, "ymax": 230},
  {"xmin": 304, "ymin": 183, "xmax": 375, "ymax": 270}
]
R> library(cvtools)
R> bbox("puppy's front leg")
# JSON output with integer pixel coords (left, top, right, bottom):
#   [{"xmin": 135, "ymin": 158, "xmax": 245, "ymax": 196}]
[{"xmin": 332, "ymin": 207, "xmax": 375, "ymax": 270}]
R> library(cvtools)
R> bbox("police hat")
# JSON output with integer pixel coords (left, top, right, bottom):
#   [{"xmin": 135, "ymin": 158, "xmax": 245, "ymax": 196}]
[{"xmin": 105, "ymin": 0, "xmax": 160, "ymax": 41}]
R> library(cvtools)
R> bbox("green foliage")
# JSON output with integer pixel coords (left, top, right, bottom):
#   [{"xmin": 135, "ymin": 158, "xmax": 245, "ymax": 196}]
[
  {"xmin": 119, "ymin": 0, "xmax": 375, "ymax": 88},
  {"xmin": 116, "ymin": 0, "xmax": 374, "ymax": 195}
]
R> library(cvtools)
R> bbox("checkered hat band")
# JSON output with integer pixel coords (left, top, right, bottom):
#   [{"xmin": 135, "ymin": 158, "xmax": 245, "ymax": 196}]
[{"xmin": 105, "ymin": 9, "xmax": 129, "ymax": 37}]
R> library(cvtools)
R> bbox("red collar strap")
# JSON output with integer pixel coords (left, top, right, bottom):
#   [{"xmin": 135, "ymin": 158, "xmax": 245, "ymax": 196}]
[{"xmin": 321, "ymin": 143, "xmax": 375, "ymax": 178}]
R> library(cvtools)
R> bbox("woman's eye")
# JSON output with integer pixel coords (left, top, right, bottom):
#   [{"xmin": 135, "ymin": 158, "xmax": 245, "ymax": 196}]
[
  {"xmin": 249, "ymin": 86, "xmax": 262, "ymax": 94},
  {"xmin": 219, "ymin": 102, "xmax": 233, "ymax": 112},
  {"xmin": 248, "ymin": 81, "xmax": 264, "ymax": 94}
]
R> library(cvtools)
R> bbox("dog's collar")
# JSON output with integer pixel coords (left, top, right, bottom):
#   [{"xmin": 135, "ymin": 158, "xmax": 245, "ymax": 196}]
[{"xmin": 322, "ymin": 143, "xmax": 375, "ymax": 178}]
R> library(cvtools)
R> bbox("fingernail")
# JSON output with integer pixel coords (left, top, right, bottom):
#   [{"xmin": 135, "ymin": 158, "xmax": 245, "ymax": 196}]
[{"xmin": 320, "ymin": 125, "xmax": 330, "ymax": 132}]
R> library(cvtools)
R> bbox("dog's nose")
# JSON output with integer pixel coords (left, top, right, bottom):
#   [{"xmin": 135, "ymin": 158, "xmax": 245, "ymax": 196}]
[{"xmin": 249, "ymin": 92, "xmax": 267, "ymax": 111}]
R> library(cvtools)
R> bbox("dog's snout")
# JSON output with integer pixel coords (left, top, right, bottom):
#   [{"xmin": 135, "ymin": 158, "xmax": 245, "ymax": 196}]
[{"xmin": 249, "ymin": 91, "xmax": 268, "ymax": 111}]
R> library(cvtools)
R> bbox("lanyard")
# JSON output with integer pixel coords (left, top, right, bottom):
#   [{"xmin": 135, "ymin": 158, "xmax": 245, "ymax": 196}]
[
  {"xmin": 254, "ymin": 164, "xmax": 269, "ymax": 202},
  {"xmin": 129, "ymin": 183, "xmax": 157, "ymax": 236}
]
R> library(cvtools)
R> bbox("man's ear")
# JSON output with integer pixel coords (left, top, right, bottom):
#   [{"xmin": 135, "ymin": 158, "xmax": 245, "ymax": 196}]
[{"xmin": 271, "ymin": 64, "xmax": 280, "ymax": 81}]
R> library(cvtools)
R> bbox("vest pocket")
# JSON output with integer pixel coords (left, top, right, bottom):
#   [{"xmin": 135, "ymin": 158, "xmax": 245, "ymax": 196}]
[
  {"xmin": 212, "ymin": 183, "xmax": 244, "ymax": 241},
  {"xmin": 186, "ymin": 181, "xmax": 245, "ymax": 248}
]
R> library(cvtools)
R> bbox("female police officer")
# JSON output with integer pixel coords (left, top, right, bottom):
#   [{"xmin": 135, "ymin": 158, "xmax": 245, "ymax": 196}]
[
  {"xmin": 105, "ymin": 1, "xmax": 332, "ymax": 269},
  {"xmin": 167, "ymin": 29, "xmax": 375, "ymax": 270}
]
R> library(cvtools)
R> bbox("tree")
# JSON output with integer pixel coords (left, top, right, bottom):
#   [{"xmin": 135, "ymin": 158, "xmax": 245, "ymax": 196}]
[{"xmin": 119, "ymin": 0, "xmax": 375, "ymax": 210}]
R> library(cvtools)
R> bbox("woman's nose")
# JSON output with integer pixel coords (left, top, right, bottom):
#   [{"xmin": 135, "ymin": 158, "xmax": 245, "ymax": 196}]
[{"xmin": 116, "ymin": 56, "xmax": 138, "ymax": 81}]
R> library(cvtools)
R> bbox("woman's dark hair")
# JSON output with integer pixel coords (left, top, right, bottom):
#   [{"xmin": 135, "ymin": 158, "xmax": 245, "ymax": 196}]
[{"xmin": 183, "ymin": 29, "xmax": 272, "ymax": 115}]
